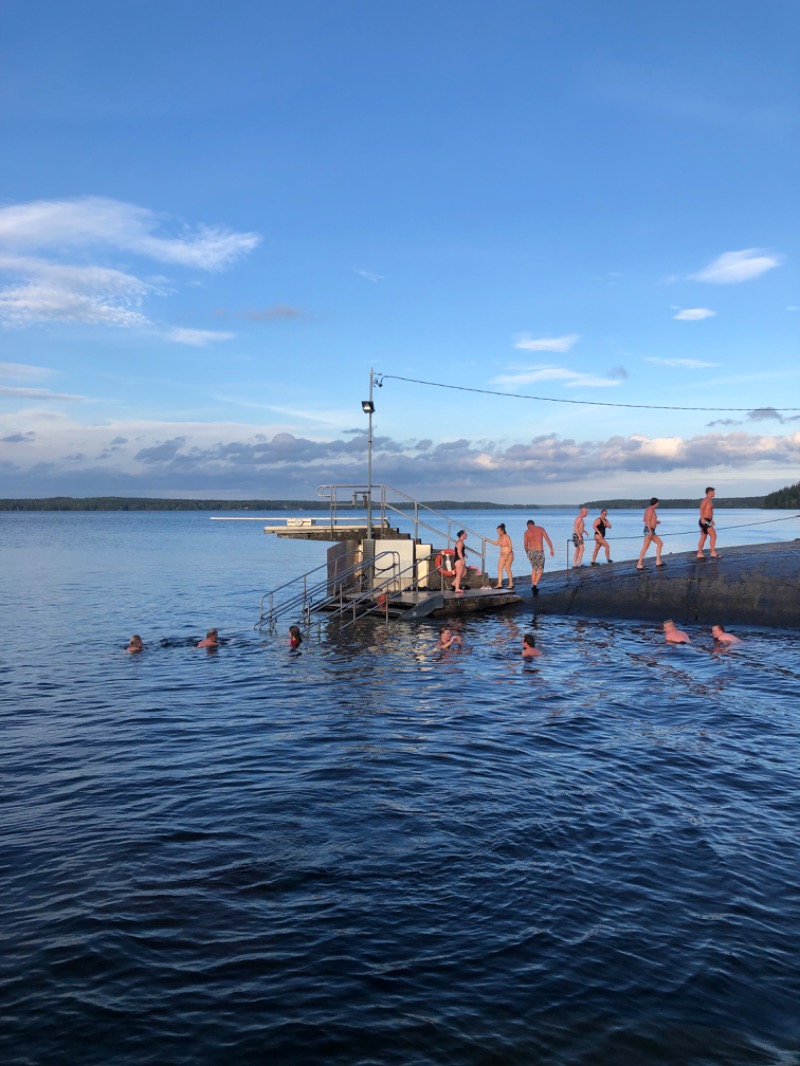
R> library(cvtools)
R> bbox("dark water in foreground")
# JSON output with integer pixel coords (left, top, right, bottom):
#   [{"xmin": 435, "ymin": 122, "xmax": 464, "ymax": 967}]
[{"xmin": 2, "ymin": 511, "xmax": 799, "ymax": 1065}]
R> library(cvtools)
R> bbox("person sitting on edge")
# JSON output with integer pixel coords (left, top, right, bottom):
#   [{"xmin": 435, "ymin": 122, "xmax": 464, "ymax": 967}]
[
  {"xmin": 524, "ymin": 519, "xmax": 554, "ymax": 596},
  {"xmin": 197, "ymin": 628, "xmax": 219, "ymax": 648},
  {"xmin": 521, "ymin": 633, "xmax": 542, "ymax": 658},
  {"xmin": 712, "ymin": 624, "xmax": 741, "ymax": 644},
  {"xmin": 697, "ymin": 486, "xmax": 722, "ymax": 559},
  {"xmin": 663, "ymin": 620, "xmax": 691, "ymax": 644},
  {"xmin": 572, "ymin": 507, "xmax": 588, "ymax": 568},
  {"xmin": 289, "ymin": 625, "xmax": 303, "ymax": 648},
  {"xmin": 126, "ymin": 634, "xmax": 143, "ymax": 654},
  {"xmin": 489, "ymin": 523, "xmax": 514, "ymax": 590},
  {"xmin": 637, "ymin": 498, "xmax": 664, "ymax": 569},
  {"xmin": 438, "ymin": 628, "xmax": 462, "ymax": 650},
  {"xmin": 591, "ymin": 509, "xmax": 613, "ymax": 565}
]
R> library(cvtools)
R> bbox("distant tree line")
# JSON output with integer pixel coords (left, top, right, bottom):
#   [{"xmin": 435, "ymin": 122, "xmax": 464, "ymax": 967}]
[
  {"xmin": 762, "ymin": 481, "xmax": 800, "ymax": 509},
  {"xmin": 1, "ymin": 488, "xmax": 796, "ymax": 511}
]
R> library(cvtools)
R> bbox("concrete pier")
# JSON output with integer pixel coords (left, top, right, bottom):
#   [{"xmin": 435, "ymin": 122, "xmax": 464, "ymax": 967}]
[{"xmin": 528, "ymin": 541, "xmax": 800, "ymax": 627}]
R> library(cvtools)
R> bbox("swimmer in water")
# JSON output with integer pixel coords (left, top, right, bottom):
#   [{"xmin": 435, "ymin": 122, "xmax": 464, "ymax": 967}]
[
  {"xmin": 521, "ymin": 633, "xmax": 541, "ymax": 658},
  {"xmin": 197, "ymin": 628, "xmax": 219, "ymax": 648},
  {"xmin": 663, "ymin": 620, "xmax": 691, "ymax": 644},
  {"xmin": 126, "ymin": 634, "xmax": 143, "ymax": 654},
  {"xmin": 438, "ymin": 628, "xmax": 462, "ymax": 650},
  {"xmin": 289, "ymin": 625, "xmax": 303, "ymax": 648},
  {"xmin": 712, "ymin": 624, "xmax": 741, "ymax": 644}
]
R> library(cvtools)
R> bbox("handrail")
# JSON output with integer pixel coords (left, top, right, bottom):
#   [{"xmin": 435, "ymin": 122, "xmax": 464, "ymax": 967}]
[
  {"xmin": 331, "ymin": 555, "xmax": 434, "ymax": 628},
  {"xmin": 256, "ymin": 549, "xmax": 402, "ymax": 632},
  {"xmin": 316, "ymin": 482, "xmax": 492, "ymax": 575}
]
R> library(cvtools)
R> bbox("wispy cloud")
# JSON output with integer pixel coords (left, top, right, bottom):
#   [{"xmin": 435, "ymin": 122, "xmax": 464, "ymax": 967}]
[
  {"xmin": 163, "ymin": 327, "xmax": 235, "ymax": 347},
  {"xmin": 0, "ymin": 361, "xmax": 53, "ymax": 381},
  {"xmin": 214, "ymin": 304, "xmax": 307, "ymax": 322},
  {"xmin": 644, "ymin": 356, "xmax": 720, "ymax": 369},
  {"xmin": 514, "ymin": 333, "xmax": 580, "ymax": 353},
  {"xmin": 0, "ymin": 197, "xmax": 260, "ymax": 331},
  {"xmin": 673, "ymin": 307, "xmax": 716, "ymax": 321},
  {"xmin": 690, "ymin": 249, "xmax": 781, "ymax": 284},
  {"xmin": 0, "ymin": 384, "xmax": 85, "ymax": 401},
  {"xmin": 492, "ymin": 365, "xmax": 620, "ymax": 389},
  {"xmin": 0, "ymin": 197, "xmax": 260, "ymax": 270},
  {"xmin": 353, "ymin": 269, "xmax": 383, "ymax": 282}
]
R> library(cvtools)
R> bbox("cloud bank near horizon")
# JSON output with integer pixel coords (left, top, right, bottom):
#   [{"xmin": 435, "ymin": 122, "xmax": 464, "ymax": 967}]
[{"xmin": 2, "ymin": 415, "xmax": 798, "ymax": 498}]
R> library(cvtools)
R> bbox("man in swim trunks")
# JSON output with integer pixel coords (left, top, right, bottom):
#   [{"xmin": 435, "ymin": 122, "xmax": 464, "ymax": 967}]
[
  {"xmin": 636, "ymin": 497, "xmax": 664, "ymax": 569},
  {"xmin": 697, "ymin": 486, "xmax": 722, "ymax": 559},
  {"xmin": 572, "ymin": 507, "xmax": 588, "ymax": 568},
  {"xmin": 523, "ymin": 519, "xmax": 555, "ymax": 596}
]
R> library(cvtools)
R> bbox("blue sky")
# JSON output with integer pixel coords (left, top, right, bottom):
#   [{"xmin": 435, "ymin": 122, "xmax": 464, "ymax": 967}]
[{"xmin": 1, "ymin": 0, "xmax": 798, "ymax": 502}]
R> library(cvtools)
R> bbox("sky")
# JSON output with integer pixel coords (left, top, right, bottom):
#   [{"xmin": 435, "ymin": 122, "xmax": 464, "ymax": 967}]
[{"xmin": 1, "ymin": 0, "xmax": 798, "ymax": 503}]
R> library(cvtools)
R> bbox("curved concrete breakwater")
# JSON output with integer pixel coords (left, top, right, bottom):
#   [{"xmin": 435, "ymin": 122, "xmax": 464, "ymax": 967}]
[{"xmin": 530, "ymin": 540, "xmax": 800, "ymax": 627}]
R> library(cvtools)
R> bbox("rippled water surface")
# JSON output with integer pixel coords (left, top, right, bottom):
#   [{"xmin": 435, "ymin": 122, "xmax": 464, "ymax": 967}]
[{"xmin": 2, "ymin": 511, "xmax": 799, "ymax": 1065}]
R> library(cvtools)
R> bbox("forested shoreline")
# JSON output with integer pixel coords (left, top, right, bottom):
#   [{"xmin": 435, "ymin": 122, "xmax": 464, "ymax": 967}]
[{"xmin": 1, "ymin": 483, "xmax": 798, "ymax": 511}]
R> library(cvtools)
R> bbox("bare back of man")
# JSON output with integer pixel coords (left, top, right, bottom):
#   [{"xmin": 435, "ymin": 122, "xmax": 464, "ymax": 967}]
[{"xmin": 523, "ymin": 520, "xmax": 554, "ymax": 594}]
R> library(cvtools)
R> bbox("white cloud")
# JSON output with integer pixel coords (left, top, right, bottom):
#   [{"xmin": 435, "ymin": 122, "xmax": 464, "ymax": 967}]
[
  {"xmin": 492, "ymin": 365, "xmax": 620, "ymax": 389},
  {"xmin": 644, "ymin": 356, "xmax": 720, "ymax": 369},
  {"xmin": 0, "ymin": 361, "xmax": 53, "ymax": 381},
  {"xmin": 514, "ymin": 333, "xmax": 580, "ymax": 352},
  {"xmin": 164, "ymin": 327, "xmax": 236, "ymax": 347},
  {"xmin": 0, "ymin": 197, "xmax": 260, "ymax": 271},
  {"xmin": 0, "ymin": 255, "xmax": 153, "ymax": 328},
  {"xmin": 353, "ymin": 268, "xmax": 383, "ymax": 282},
  {"xmin": 673, "ymin": 308, "xmax": 716, "ymax": 321},
  {"xmin": 0, "ymin": 384, "xmax": 84, "ymax": 401},
  {"xmin": 690, "ymin": 249, "xmax": 781, "ymax": 284},
  {"xmin": 0, "ymin": 197, "xmax": 260, "ymax": 332}
]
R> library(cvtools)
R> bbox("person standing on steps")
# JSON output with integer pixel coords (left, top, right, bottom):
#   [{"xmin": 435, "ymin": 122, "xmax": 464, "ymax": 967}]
[
  {"xmin": 452, "ymin": 530, "xmax": 468, "ymax": 594},
  {"xmin": 489, "ymin": 523, "xmax": 514, "ymax": 589},
  {"xmin": 697, "ymin": 486, "xmax": 722, "ymax": 559},
  {"xmin": 523, "ymin": 519, "xmax": 555, "ymax": 596},
  {"xmin": 572, "ymin": 507, "xmax": 589, "ymax": 568},
  {"xmin": 636, "ymin": 498, "xmax": 664, "ymax": 569},
  {"xmin": 591, "ymin": 509, "xmax": 613, "ymax": 565}
]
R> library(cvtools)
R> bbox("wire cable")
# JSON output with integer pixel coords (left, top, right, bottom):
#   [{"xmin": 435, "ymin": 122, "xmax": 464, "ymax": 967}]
[{"xmin": 379, "ymin": 373, "xmax": 800, "ymax": 414}]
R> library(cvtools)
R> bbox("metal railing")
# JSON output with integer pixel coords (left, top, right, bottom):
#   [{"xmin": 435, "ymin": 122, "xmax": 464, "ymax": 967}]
[
  {"xmin": 256, "ymin": 549, "xmax": 401, "ymax": 632},
  {"xmin": 316, "ymin": 482, "xmax": 492, "ymax": 574}
]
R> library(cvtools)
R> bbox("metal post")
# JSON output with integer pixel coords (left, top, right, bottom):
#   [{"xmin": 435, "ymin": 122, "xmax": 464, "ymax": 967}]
[{"xmin": 366, "ymin": 368, "xmax": 374, "ymax": 543}]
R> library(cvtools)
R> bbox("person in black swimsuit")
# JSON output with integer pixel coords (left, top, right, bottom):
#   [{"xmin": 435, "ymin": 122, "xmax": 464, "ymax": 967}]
[
  {"xmin": 452, "ymin": 530, "xmax": 468, "ymax": 593},
  {"xmin": 591, "ymin": 509, "xmax": 613, "ymax": 565}
]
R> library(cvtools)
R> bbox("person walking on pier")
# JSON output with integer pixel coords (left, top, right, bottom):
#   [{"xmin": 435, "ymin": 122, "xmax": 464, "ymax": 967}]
[
  {"xmin": 524, "ymin": 519, "xmax": 555, "ymax": 596},
  {"xmin": 697, "ymin": 487, "xmax": 722, "ymax": 559},
  {"xmin": 572, "ymin": 507, "xmax": 589, "ymax": 568},
  {"xmin": 636, "ymin": 498, "xmax": 664, "ymax": 570},
  {"xmin": 490, "ymin": 523, "xmax": 515, "ymax": 589},
  {"xmin": 591, "ymin": 509, "xmax": 613, "ymax": 565}
]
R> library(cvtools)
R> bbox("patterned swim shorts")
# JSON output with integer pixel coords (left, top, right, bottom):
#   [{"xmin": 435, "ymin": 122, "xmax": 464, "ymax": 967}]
[
  {"xmin": 572, "ymin": 533, "xmax": 583, "ymax": 547},
  {"xmin": 526, "ymin": 549, "xmax": 545, "ymax": 569}
]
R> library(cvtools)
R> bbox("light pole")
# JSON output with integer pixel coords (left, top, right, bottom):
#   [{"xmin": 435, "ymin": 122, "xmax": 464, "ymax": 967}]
[{"xmin": 361, "ymin": 368, "xmax": 377, "ymax": 542}]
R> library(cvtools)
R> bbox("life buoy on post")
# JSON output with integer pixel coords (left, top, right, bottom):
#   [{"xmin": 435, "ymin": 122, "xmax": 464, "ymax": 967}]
[{"xmin": 435, "ymin": 548, "xmax": 457, "ymax": 578}]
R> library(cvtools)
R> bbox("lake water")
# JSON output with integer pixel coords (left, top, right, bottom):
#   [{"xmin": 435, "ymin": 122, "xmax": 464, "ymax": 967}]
[{"xmin": 2, "ymin": 508, "xmax": 799, "ymax": 1065}]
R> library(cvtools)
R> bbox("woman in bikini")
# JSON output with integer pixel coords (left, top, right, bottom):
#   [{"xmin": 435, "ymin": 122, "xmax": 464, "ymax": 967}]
[{"xmin": 489, "ymin": 523, "xmax": 514, "ymax": 589}]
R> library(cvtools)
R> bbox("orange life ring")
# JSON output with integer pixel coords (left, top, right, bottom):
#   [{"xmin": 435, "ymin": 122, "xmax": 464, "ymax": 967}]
[{"xmin": 435, "ymin": 549, "xmax": 457, "ymax": 577}]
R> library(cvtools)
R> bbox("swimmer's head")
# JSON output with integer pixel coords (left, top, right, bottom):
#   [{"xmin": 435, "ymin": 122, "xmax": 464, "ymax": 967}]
[
  {"xmin": 663, "ymin": 620, "xmax": 675, "ymax": 630},
  {"xmin": 289, "ymin": 624, "xmax": 302, "ymax": 646},
  {"xmin": 206, "ymin": 629, "xmax": 218, "ymax": 640},
  {"xmin": 496, "ymin": 523, "xmax": 506, "ymax": 533},
  {"xmin": 522, "ymin": 634, "xmax": 536, "ymax": 649},
  {"xmin": 526, "ymin": 520, "xmax": 535, "ymax": 527},
  {"xmin": 129, "ymin": 634, "xmax": 143, "ymax": 649},
  {"xmin": 650, "ymin": 497, "xmax": 659, "ymax": 506}
]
